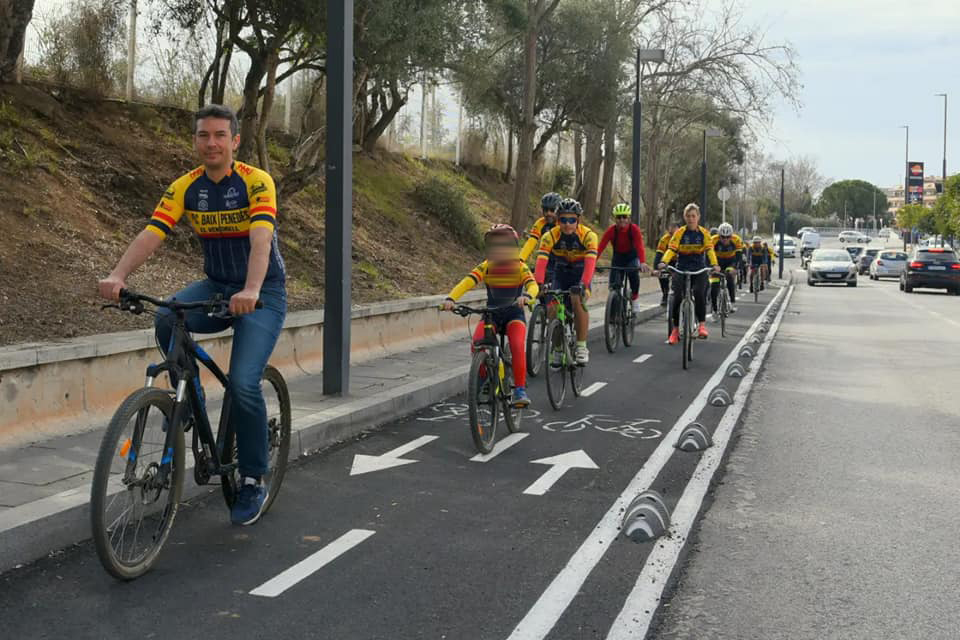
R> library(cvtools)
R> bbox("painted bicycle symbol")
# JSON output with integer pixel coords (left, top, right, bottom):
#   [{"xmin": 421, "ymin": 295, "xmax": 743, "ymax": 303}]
[
  {"xmin": 542, "ymin": 414, "xmax": 662, "ymax": 440},
  {"xmin": 418, "ymin": 402, "xmax": 542, "ymax": 422}
]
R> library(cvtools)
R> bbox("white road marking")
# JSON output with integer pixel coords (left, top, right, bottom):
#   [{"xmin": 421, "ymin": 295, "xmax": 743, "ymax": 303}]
[
  {"xmin": 632, "ymin": 354, "xmax": 653, "ymax": 364},
  {"xmin": 470, "ymin": 432, "xmax": 530, "ymax": 462},
  {"xmin": 349, "ymin": 435, "xmax": 438, "ymax": 476},
  {"xmin": 580, "ymin": 382, "xmax": 608, "ymax": 397},
  {"xmin": 523, "ymin": 450, "xmax": 598, "ymax": 496},
  {"xmin": 505, "ymin": 286, "xmax": 788, "ymax": 640},
  {"xmin": 249, "ymin": 529, "xmax": 375, "ymax": 598},
  {"xmin": 605, "ymin": 285, "xmax": 794, "ymax": 638}
]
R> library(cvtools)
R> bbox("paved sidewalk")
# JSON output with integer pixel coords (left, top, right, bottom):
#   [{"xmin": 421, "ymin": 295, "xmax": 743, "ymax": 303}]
[{"xmin": 0, "ymin": 291, "xmax": 664, "ymax": 571}]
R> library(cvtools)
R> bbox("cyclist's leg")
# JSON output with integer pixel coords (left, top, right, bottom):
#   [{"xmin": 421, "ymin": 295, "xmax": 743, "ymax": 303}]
[
  {"xmin": 709, "ymin": 277, "xmax": 720, "ymax": 312},
  {"xmin": 725, "ymin": 268, "xmax": 737, "ymax": 304},
  {"xmin": 572, "ymin": 291, "xmax": 589, "ymax": 341},
  {"xmin": 670, "ymin": 272, "xmax": 684, "ymax": 327},
  {"xmin": 692, "ymin": 272, "xmax": 709, "ymax": 323},
  {"xmin": 227, "ymin": 284, "xmax": 287, "ymax": 481},
  {"xmin": 627, "ymin": 262, "xmax": 641, "ymax": 300},
  {"xmin": 504, "ymin": 315, "xmax": 527, "ymax": 388}
]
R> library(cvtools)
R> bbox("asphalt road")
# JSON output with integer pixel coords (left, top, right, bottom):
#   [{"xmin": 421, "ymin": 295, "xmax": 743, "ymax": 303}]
[
  {"xmin": 0, "ymin": 271, "xmax": 786, "ymax": 640},
  {"xmin": 655, "ymin": 241, "xmax": 960, "ymax": 639}
]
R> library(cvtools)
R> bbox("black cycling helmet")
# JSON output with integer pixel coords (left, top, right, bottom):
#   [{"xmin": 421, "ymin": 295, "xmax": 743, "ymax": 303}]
[
  {"xmin": 558, "ymin": 198, "xmax": 583, "ymax": 216},
  {"xmin": 541, "ymin": 192, "xmax": 562, "ymax": 211}
]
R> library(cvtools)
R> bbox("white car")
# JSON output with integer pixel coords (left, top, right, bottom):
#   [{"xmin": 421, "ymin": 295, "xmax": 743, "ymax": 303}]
[
  {"xmin": 869, "ymin": 250, "xmax": 908, "ymax": 279},
  {"xmin": 807, "ymin": 249, "xmax": 857, "ymax": 287},
  {"xmin": 772, "ymin": 236, "xmax": 796, "ymax": 258},
  {"xmin": 878, "ymin": 228, "xmax": 892, "ymax": 239},
  {"xmin": 838, "ymin": 230, "xmax": 870, "ymax": 244}
]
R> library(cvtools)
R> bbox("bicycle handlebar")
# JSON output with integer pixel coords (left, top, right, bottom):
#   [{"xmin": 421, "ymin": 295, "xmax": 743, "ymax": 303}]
[
  {"xmin": 596, "ymin": 266, "xmax": 643, "ymax": 272},
  {"xmin": 665, "ymin": 266, "xmax": 714, "ymax": 276},
  {"xmin": 110, "ymin": 289, "xmax": 262, "ymax": 317},
  {"xmin": 449, "ymin": 303, "xmax": 520, "ymax": 318}
]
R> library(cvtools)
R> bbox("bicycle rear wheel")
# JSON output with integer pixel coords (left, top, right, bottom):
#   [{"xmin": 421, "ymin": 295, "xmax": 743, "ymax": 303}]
[
  {"xmin": 604, "ymin": 292, "xmax": 621, "ymax": 353},
  {"xmin": 526, "ymin": 303, "xmax": 547, "ymax": 378},
  {"xmin": 468, "ymin": 351, "xmax": 499, "ymax": 453},
  {"xmin": 753, "ymin": 271, "xmax": 760, "ymax": 303},
  {"xmin": 91, "ymin": 388, "xmax": 184, "ymax": 580},
  {"xmin": 545, "ymin": 319, "xmax": 567, "ymax": 410},
  {"xmin": 719, "ymin": 289, "xmax": 729, "ymax": 338},
  {"xmin": 221, "ymin": 365, "xmax": 291, "ymax": 515}
]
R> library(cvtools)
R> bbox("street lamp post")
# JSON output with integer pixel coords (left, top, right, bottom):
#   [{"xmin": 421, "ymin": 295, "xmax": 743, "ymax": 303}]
[
  {"xmin": 630, "ymin": 48, "xmax": 666, "ymax": 227},
  {"xmin": 936, "ymin": 93, "xmax": 947, "ymax": 185},
  {"xmin": 900, "ymin": 124, "xmax": 909, "ymax": 251},
  {"xmin": 700, "ymin": 128, "xmax": 723, "ymax": 223},
  {"xmin": 778, "ymin": 166, "xmax": 785, "ymax": 279}
]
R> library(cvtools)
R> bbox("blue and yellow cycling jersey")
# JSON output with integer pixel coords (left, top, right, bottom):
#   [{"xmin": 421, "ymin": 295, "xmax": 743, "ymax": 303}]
[
  {"xmin": 446, "ymin": 259, "xmax": 539, "ymax": 306},
  {"xmin": 661, "ymin": 225, "xmax": 718, "ymax": 270},
  {"xmin": 146, "ymin": 162, "xmax": 285, "ymax": 285},
  {"xmin": 711, "ymin": 233, "xmax": 745, "ymax": 265},
  {"xmin": 536, "ymin": 224, "xmax": 599, "ymax": 269}
]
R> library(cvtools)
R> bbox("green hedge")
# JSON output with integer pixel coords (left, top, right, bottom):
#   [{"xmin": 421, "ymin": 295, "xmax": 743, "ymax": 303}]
[{"xmin": 413, "ymin": 176, "xmax": 481, "ymax": 249}]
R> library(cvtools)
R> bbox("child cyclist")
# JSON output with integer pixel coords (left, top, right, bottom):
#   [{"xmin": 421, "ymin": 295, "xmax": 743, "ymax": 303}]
[
  {"xmin": 442, "ymin": 224, "xmax": 538, "ymax": 408},
  {"xmin": 597, "ymin": 203, "xmax": 650, "ymax": 313}
]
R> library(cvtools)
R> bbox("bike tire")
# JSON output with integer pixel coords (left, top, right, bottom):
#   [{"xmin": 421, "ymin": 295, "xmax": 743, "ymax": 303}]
[
  {"xmin": 545, "ymin": 319, "xmax": 567, "ymax": 410},
  {"xmin": 681, "ymin": 299, "xmax": 692, "ymax": 370},
  {"xmin": 719, "ymin": 289, "xmax": 728, "ymax": 338},
  {"xmin": 220, "ymin": 365, "xmax": 291, "ymax": 515},
  {"xmin": 468, "ymin": 351, "xmax": 499, "ymax": 453},
  {"xmin": 622, "ymin": 295, "xmax": 636, "ymax": 347},
  {"xmin": 502, "ymin": 363, "xmax": 523, "ymax": 433},
  {"xmin": 665, "ymin": 289, "xmax": 675, "ymax": 340},
  {"xmin": 91, "ymin": 388, "xmax": 184, "ymax": 581},
  {"xmin": 753, "ymin": 271, "xmax": 760, "ymax": 303},
  {"xmin": 526, "ymin": 303, "xmax": 547, "ymax": 379},
  {"xmin": 604, "ymin": 292, "xmax": 620, "ymax": 353}
]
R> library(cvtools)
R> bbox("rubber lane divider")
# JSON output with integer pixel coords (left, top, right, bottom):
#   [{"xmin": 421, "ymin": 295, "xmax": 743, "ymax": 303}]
[
  {"xmin": 505, "ymin": 286, "xmax": 788, "ymax": 640},
  {"xmin": 604, "ymin": 285, "xmax": 795, "ymax": 639}
]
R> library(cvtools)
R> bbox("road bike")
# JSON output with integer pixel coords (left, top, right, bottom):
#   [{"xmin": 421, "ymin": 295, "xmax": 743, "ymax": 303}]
[
  {"xmin": 598, "ymin": 265, "xmax": 640, "ymax": 353},
  {"xmin": 711, "ymin": 267, "xmax": 735, "ymax": 338},
  {"xmin": 450, "ymin": 304, "xmax": 524, "ymax": 453},
  {"xmin": 749, "ymin": 264, "xmax": 763, "ymax": 303},
  {"xmin": 666, "ymin": 266, "xmax": 713, "ymax": 370},
  {"xmin": 91, "ymin": 290, "xmax": 291, "ymax": 580},
  {"xmin": 542, "ymin": 289, "xmax": 586, "ymax": 410}
]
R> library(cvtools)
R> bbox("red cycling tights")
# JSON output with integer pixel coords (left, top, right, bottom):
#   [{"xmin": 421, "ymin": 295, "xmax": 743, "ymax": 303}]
[{"xmin": 472, "ymin": 320, "xmax": 527, "ymax": 388}]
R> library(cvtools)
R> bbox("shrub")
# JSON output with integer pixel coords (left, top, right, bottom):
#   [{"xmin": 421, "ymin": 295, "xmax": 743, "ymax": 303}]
[
  {"xmin": 548, "ymin": 165, "xmax": 575, "ymax": 194},
  {"xmin": 413, "ymin": 176, "xmax": 481, "ymax": 249}
]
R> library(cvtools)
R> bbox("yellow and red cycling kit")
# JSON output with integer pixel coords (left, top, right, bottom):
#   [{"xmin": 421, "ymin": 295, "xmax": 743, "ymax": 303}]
[
  {"xmin": 534, "ymin": 224, "xmax": 599, "ymax": 289},
  {"xmin": 445, "ymin": 259, "xmax": 539, "ymax": 388},
  {"xmin": 147, "ymin": 162, "xmax": 285, "ymax": 285},
  {"xmin": 747, "ymin": 243, "xmax": 769, "ymax": 267},
  {"xmin": 661, "ymin": 225, "xmax": 719, "ymax": 270},
  {"xmin": 654, "ymin": 231, "xmax": 674, "ymax": 266},
  {"xmin": 520, "ymin": 216, "xmax": 557, "ymax": 262},
  {"xmin": 710, "ymin": 233, "xmax": 744, "ymax": 269}
]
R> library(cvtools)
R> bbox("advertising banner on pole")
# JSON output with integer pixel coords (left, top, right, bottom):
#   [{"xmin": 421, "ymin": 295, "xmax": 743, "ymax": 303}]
[{"xmin": 906, "ymin": 161, "xmax": 924, "ymax": 205}]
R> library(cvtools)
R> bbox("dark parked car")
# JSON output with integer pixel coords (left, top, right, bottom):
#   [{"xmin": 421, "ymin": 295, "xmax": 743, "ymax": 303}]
[
  {"xmin": 845, "ymin": 245, "xmax": 865, "ymax": 263},
  {"xmin": 857, "ymin": 248, "xmax": 880, "ymax": 274},
  {"xmin": 900, "ymin": 248, "xmax": 960, "ymax": 294}
]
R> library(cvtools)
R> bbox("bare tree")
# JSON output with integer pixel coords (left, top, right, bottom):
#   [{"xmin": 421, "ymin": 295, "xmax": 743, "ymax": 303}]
[{"xmin": 0, "ymin": 0, "xmax": 35, "ymax": 83}]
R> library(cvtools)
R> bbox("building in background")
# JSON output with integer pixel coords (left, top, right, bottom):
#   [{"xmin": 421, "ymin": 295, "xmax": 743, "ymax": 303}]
[{"xmin": 884, "ymin": 175, "xmax": 947, "ymax": 217}]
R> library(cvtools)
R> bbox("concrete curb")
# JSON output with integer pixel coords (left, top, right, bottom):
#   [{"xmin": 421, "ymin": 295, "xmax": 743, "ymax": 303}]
[{"xmin": 0, "ymin": 303, "xmax": 663, "ymax": 574}]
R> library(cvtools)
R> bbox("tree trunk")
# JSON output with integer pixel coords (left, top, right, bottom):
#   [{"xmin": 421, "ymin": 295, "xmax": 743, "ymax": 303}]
[
  {"xmin": 237, "ymin": 53, "xmax": 267, "ymax": 162},
  {"xmin": 573, "ymin": 126, "xmax": 583, "ymax": 195},
  {"xmin": 255, "ymin": 51, "xmax": 279, "ymax": 171},
  {"xmin": 362, "ymin": 82, "xmax": 406, "ymax": 152},
  {"xmin": 504, "ymin": 127, "xmax": 514, "ymax": 182},
  {"xmin": 581, "ymin": 124, "xmax": 603, "ymax": 222},
  {"xmin": 598, "ymin": 115, "xmax": 618, "ymax": 229},
  {"xmin": 0, "ymin": 0, "xmax": 36, "ymax": 84},
  {"xmin": 643, "ymin": 133, "xmax": 662, "ymax": 246}
]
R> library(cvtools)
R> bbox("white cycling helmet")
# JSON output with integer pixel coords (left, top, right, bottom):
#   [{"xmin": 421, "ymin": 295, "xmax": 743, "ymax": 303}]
[
  {"xmin": 718, "ymin": 223, "xmax": 733, "ymax": 237},
  {"xmin": 752, "ymin": 235, "xmax": 763, "ymax": 243}
]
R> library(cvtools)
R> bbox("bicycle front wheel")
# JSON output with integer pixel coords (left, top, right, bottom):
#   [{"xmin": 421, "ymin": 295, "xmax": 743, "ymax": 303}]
[
  {"xmin": 604, "ymin": 292, "xmax": 621, "ymax": 353},
  {"xmin": 502, "ymin": 364, "xmax": 523, "ymax": 434},
  {"xmin": 545, "ymin": 319, "xmax": 567, "ymax": 410},
  {"xmin": 719, "ymin": 289, "xmax": 729, "ymax": 338},
  {"xmin": 91, "ymin": 387, "xmax": 184, "ymax": 580},
  {"xmin": 622, "ymin": 295, "xmax": 637, "ymax": 347},
  {"xmin": 526, "ymin": 303, "xmax": 547, "ymax": 378},
  {"xmin": 753, "ymin": 271, "xmax": 760, "ymax": 303},
  {"xmin": 221, "ymin": 365, "xmax": 292, "ymax": 515},
  {"xmin": 681, "ymin": 299, "xmax": 693, "ymax": 370},
  {"xmin": 468, "ymin": 351, "xmax": 500, "ymax": 453}
]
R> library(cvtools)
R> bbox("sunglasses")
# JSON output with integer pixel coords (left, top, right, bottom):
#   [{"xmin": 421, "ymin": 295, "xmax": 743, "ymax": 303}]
[
  {"xmin": 485, "ymin": 241, "xmax": 517, "ymax": 249},
  {"xmin": 614, "ymin": 215, "xmax": 630, "ymax": 220},
  {"xmin": 558, "ymin": 216, "xmax": 579, "ymax": 224}
]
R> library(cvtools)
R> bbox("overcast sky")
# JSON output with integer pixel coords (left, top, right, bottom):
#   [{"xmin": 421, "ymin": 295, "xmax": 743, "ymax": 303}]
[{"xmin": 743, "ymin": 0, "xmax": 960, "ymax": 187}]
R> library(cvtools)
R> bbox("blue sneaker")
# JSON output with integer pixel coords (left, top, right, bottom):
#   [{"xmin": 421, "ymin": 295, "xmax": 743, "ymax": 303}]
[
  {"xmin": 513, "ymin": 387, "xmax": 531, "ymax": 409},
  {"xmin": 231, "ymin": 482, "xmax": 267, "ymax": 526}
]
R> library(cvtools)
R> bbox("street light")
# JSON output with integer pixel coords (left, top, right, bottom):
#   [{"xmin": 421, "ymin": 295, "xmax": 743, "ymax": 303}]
[
  {"xmin": 630, "ymin": 48, "xmax": 666, "ymax": 226},
  {"xmin": 936, "ymin": 93, "xmax": 947, "ymax": 186},
  {"xmin": 900, "ymin": 124, "xmax": 909, "ymax": 250},
  {"xmin": 700, "ymin": 127, "xmax": 723, "ymax": 223},
  {"xmin": 778, "ymin": 165, "xmax": 785, "ymax": 279}
]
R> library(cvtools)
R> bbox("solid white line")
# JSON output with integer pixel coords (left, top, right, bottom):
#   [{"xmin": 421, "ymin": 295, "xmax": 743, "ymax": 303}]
[
  {"xmin": 470, "ymin": 432, "xmax": 529, "ymax": 462},
  {"xmin": 505, "ymin": 287, "xmax": 788, "ymax": 640},
  {"xmin": 580, "ymin": 382, "xmax": 608, "ymax": 397},
  {"xmin": 605, "ymin": 285, "xmax": 794, "ymax": 639},
  {"xmin": 633, "ymin": 354, "xmax": 653, "ymax": 364},
  {"xmin": 249, "ymin": 529, "xmax": 375, "ymax": 598}
]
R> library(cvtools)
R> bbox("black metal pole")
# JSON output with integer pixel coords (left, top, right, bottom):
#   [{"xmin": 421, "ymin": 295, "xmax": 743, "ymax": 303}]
[
  {"xmin": 700, "ymin": 130, "xmax": 707, "ymax": 222},
  {"xmin": 323, "ymin": 0, "xmax": 353, "ymax": 396},
  {"xmin": 631, "ymin": 50, "xmax": 642, "ymax": 226},
  {"xmin": 778, "ymin": 166, "xmax": 785, "ymax": 279}
]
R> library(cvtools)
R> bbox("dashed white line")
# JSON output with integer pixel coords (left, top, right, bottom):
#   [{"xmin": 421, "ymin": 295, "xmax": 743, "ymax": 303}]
[
  {"xmin": 580, "ymin": 382, "xmax": 608, "ymax": 397},
  {"xmin": 249, "ymin": 529, "xmax": 375, "ymax": 598},
  {"xmin": 470, "ymin": 432, "xmax": 529, "ymax": 462},
  {"xmin": 632, "ymin": 354, "xmax": 653, "ymax": 364}
]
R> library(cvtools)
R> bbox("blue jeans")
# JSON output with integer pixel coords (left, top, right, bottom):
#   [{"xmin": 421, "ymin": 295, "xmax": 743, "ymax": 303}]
[{"xmin": 154, "ymin": 279, "xmax": 287, "ymax": 478}]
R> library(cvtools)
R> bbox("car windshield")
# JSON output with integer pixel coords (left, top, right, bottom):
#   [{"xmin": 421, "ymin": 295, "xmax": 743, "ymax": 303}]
[
  {"xmin": 880, "ymin": 252, "xmax": 907, "ymax": 260},
  {"xmin": 812, "ymin": 250, "xmax": 850, "ymax": 262},
  {"xmin": 916, "ymin": 250, "xmax": 957, "ymax": 263},
  {"xmin": 865, "ymin": 249, "xmax": 878, "ymax": 256}
]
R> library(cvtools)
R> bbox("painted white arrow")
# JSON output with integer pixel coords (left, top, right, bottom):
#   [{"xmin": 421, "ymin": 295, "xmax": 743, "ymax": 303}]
[
  {"xmin": 350, "ymin": 435, "xmax": 438, "ymax": 476},
  {"xmin": 523, "ymin": 450, "xmax": 598, "ymax": 496}
]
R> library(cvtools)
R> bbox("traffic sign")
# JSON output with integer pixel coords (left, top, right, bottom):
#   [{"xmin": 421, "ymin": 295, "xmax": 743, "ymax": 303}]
[{"xmin": 717, "ymin": 187, "xmax": 731, "ymax": 202}]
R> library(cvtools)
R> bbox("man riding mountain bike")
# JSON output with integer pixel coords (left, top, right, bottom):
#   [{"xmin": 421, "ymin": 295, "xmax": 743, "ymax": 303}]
[
  {"xmin": 534, "ymin": 198, "xmax": 598, "ymax": 365},
  {"xmin": 443, "ymin": 224, "xmax": 538, "ymax": 409},
  {"xmin": 710, "ymin": 223, "xmax": 743, "ymax": 318},
  {"xmin": 97, "ymin": 104, "xmax": 286, "ymax": 527},
  {"xmin": 597, "ymin": 203, "xmax": 650, "ymax": 314}
]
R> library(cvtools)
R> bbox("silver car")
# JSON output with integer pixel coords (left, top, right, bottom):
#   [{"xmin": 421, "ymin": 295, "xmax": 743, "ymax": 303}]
[
  {"xmin": 807, "ymin": 249, "xmax": 857, "ymax": 287},
  {"xmin": 869, "ymin": 250, "xmax": 908, "ymax": 280}
]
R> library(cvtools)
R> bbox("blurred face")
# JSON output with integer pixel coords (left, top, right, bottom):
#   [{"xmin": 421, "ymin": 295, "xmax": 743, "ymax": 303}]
[
  {"xmin": 543, "ymin": 207, "xmax": 558, "ymax": 224},
  {"xmin": 485, "ymin": 239, "xmax": 519, "ymax": 262},
  {"xmin": 558, "ymin": 213, "xmax": 579, "ymax": 234},
  {"xmin": 615, "ymin": 215, "xmax": 630, "ymax": 228},
  {"xmin": 194, "ymin": 117, "xmax": 238, "ymax": 171},
  {"xmin": 684, "ymin": 208, "xmax": 700, "ymax": 228}
]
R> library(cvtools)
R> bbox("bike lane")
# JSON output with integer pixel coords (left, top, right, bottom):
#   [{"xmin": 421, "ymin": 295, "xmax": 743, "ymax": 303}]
[{"xmin": 0, "ymin": 289, "xmax": 780, "ymax": 640}]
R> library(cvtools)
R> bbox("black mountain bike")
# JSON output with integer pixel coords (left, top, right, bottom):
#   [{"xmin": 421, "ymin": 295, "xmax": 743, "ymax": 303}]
[
  {"xmin": 599, "ymin": 266, "xmax": 640, "ymax": 353},
  {"xmin": 451, "ymin": 304, "xmax": 524, "ymax": 453},
  {"xmin": 525, "ymin": 297, "xmax": 548, "ymax": 379},
  {"xmin": 91, "ymin": 290, "xmax": 291, "ymax": 580},
  {"xmin": 666, "ymin": 266, "xmax": 713, "ymax": 370},
  {"xmin": 543, "ymin": 289, "xmax": 586, "ymax": 410}
]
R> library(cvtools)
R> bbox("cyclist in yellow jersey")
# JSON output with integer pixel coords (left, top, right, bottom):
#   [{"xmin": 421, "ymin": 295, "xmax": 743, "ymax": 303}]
[
  {"xmin": 97, "ymin": 104, "xmax": 285, "ymax": 526},
  {"xmin": 443, "ymin": 224, "xmax": 538, "ymax": 408},
  {"xmin": 710, "ymin": 223, "xmax": 744, "ymax": 318},
  {"xmin": 654, "ymin": 220, "xmax": 680, "ymax": 306},
  {"xmin": 535, "ymin": 198, "xmax": 598, "ymax": 365},
  {"xmin": 764, "ymin": 241, "xmax": 777, "ymax": 282},
  {"xmin": 519, "ymin": 192, "xmax": 562, "ymax": 262},
  {"xmin": 746, "ymin": 236, "xmax": 769, "ymax": 291}
]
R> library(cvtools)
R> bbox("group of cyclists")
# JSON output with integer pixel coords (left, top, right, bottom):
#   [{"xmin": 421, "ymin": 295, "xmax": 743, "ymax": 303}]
[{"xmin": 442, "ymin": 193, "xmax": 778, "ymax": 412}]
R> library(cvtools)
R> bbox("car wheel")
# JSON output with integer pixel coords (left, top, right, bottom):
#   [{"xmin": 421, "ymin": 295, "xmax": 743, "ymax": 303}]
[
  {"xmin": 904, "ymin": 283, "xmax": 913, "ymax": 293},
  {"xmin": 807, "ymin": 278, "xmax": 815, "ymax": 287},
  {"xmin": 847, "ymin": 281, "xmax": 857, "ymax": 287}
]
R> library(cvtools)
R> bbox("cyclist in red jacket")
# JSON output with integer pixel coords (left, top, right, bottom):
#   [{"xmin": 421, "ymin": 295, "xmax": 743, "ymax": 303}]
[{"xmin": 597, "ymin": 203, "xmax": 650, "ymax": 313}]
